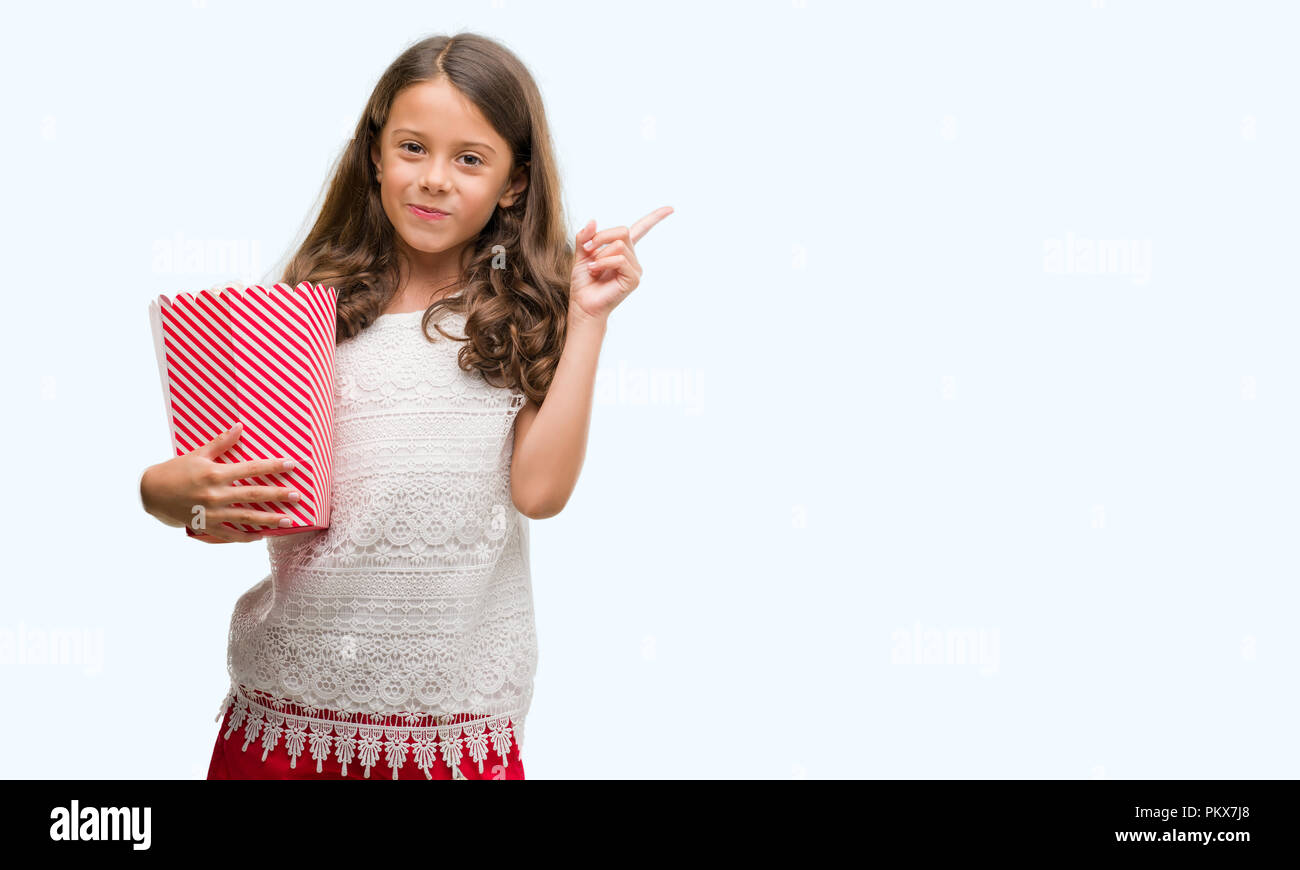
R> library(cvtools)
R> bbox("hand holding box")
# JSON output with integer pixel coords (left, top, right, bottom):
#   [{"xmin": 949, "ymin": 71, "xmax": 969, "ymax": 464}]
[{"xmin": 148, "ymin": 281, "xmax": 338, "ymax": 538}]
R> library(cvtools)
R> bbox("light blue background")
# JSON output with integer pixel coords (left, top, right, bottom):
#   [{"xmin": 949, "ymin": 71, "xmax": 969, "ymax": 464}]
[{"xmin": 2, "ymin": 0, "xmax": 1295, "ymax": 779}]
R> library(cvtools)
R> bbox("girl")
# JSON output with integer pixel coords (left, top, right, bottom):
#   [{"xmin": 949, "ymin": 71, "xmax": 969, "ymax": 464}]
[{"xmin": 138, "ymin": 32, "xmax": 671, "ymax": 780}]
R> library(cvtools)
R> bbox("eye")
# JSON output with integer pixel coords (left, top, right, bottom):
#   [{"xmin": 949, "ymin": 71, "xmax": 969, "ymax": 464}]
[{"xmin": 399, "ymin": 142, "xmax": 483, "ymax": 167}]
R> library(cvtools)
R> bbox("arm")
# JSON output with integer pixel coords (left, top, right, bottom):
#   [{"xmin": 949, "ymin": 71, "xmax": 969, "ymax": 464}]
[
  {"xmin": 509, "ymin": 315, "xmax": 606, "ymax": 519},
  {"xmin": 509, "ymin": 206, "xmax": 672, "ymax": 518}
]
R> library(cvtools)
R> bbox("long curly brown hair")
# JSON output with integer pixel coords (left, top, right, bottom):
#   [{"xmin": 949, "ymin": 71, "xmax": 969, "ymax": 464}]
[{"xmin": 274, "ymin": 32, "xmax": 573, "ymax": 404}]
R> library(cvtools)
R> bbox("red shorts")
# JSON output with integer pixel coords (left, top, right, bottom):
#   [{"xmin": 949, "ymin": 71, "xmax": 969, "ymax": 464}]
[{"xmin": 206, "ymin": 687, "xmax": 526, "ymax": 780}]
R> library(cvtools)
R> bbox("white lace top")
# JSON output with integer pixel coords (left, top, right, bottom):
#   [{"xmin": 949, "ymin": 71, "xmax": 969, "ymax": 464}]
[{"xmin": 213, "ymin": 303, "xmax": 537, "ymax": 779}]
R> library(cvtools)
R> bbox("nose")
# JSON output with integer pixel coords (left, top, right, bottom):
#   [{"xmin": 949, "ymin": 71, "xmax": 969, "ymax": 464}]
[{"xmin": 421, "ymin": 161, "xmax": 453, "ymax": 192}]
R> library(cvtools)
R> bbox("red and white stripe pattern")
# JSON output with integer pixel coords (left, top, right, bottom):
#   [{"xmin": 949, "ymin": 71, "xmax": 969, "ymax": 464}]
[{"xmin": 148, "ymin": 282, "xmax": 338, "ymax": 538}]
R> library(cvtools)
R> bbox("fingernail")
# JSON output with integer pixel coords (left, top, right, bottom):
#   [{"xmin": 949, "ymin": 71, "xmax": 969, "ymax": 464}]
[
  {"xmin": 583, "ymin": 239, "xmax": 593, "ymax": 250},
  {"xmin": 279, "ymin": 518, "xmax": 293, "ymax": 528},
  {"xmin": 288, "ymin": 492, "xmax": 301, "ymax": 502},
  {"xmin": 283, "ymin": 460, "xmax": 296, "ymax": 471}
]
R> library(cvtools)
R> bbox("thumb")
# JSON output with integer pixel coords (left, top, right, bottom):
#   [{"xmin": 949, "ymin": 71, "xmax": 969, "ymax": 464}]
[
  {"xmin": 197, "ymin": 422, "xmax": 242, "ymax": 458},
  {"xmin": 575, "ymin": 219, "xmax": 597, "ymax": 260}
]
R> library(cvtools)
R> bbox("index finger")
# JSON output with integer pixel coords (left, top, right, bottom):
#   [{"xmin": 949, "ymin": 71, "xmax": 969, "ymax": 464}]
[
  {"xmin": 629, "ymin": 206, "xmax": 674, "ymax": 244},
  {"xmin": 215, "ymin": 456, "xmax": 296, "ymax": 484}
]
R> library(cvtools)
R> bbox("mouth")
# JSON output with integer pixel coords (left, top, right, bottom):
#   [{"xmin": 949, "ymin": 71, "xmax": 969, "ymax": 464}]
[{"xmin": 408, "ymin": 204, "xmax": 450, "ymax": 220}]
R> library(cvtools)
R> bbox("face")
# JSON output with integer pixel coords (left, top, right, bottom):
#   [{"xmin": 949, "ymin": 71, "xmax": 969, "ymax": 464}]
[{"xmin": 370, "ymin": 78, "xmax": 527, "ymax": 287}]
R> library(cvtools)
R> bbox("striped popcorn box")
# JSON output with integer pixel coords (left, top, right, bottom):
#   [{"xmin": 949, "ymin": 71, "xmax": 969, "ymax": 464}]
[{"xmin": 148, "ymin": 281, "xmax": 338, "ymax": 538}]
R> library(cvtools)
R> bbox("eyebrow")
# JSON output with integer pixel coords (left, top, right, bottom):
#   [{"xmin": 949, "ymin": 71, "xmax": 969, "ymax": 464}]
[{"xmin": 391, "ymin": 128, "xmax": 497, "ymax": 155}]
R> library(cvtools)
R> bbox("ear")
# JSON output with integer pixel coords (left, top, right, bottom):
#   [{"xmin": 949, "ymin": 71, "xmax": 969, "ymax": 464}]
[
  {"xmin": 370, "ymin": 141, "xmax": 382, "ymax": 181},
  {"xmin": 499, "ymin": 162, "xmax": 529, "ymax": 208}
]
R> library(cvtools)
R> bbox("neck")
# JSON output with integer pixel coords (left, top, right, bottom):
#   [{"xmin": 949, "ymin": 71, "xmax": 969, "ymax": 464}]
[{"xmin": 392, "ymin": 240, "xmax": 468, "ymax": 308}]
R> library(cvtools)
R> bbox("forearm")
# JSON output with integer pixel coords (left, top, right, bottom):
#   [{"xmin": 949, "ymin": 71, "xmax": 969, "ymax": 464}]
[{"xmin": 512, "ymin": 315, "xmax": 607, "ymax": 516}]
